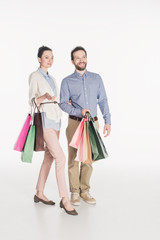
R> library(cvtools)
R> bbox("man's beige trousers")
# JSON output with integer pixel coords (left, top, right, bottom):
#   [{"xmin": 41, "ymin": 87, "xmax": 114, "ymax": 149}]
[{"xmin": 66, "ymin": 118, "xmax": 99, "ymax": 193}]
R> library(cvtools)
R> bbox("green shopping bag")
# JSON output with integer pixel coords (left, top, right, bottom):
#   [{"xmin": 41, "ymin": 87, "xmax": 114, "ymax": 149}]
[
  {"xmin": 87, "ymin": 120, "xmax": 108, "ymax": 161},
  {"xmin": 21, "ymin": 125, "xmax": 35, "ymax": 163}
]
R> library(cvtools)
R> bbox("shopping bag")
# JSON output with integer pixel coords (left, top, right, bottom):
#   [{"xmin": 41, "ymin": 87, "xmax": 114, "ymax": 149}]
[
  {"xmin": 69, "ymin": 118, "xmax": 85, "ymax": 149},
  {"xmin": 34, "ymin": 112, "xmax": 44, "ymax": 151},
  {"xmin": 14, "ymin": 114, "xmax": 32, "ymax": 152},
  {"xmin": 33, "ymin": 99, "xmax": 45, "ymax": 151},
  {"xmin": 21, "ymin": 124, "xmax": 35, "ymax": 163},
  {"xmin": 87, "ymin": 120, "xmax": 108, "ymax": 161},
  {"xmin": 83, "ymin": 121, "xmax": 93, "ymax": 164},
  {"xmin": 75, "ymin": 122, "xmax": 93, "ymax": 164},
  {"xmin": 75, "ymin": 127, "xmax": 84, "ymax": 162}
]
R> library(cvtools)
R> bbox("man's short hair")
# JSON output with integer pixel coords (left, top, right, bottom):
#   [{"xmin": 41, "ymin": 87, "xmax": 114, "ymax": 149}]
[{"xmin": 71, "ymin": 46, "xmax": 87, "ymax": 60}]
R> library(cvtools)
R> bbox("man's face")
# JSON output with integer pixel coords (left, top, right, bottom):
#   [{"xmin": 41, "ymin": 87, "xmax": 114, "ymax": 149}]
[{"xmin": 72, "ymin": 50, "xmax": 87, "ymax": 71}]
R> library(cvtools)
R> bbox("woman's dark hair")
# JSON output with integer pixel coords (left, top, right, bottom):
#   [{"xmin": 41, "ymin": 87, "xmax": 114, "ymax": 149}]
[
  {"xmin": 71, "ymin": 46, "xmax": 87, "ymax": 60},
  {"xmin": 37, "ymin": 46, "xmax": 52, "ymax": 58}
]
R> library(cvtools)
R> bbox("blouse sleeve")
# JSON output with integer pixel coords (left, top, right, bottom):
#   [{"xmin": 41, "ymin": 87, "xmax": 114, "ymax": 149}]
[{"xmin": 28, "ymin": 73, "xmax": 39, "ymax": 107}]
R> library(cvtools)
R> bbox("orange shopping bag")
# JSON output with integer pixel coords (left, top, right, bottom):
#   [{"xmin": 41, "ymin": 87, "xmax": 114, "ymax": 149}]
[{"xmin": 82, "ymin": 121, "xmax": 93, "ymax": 164}]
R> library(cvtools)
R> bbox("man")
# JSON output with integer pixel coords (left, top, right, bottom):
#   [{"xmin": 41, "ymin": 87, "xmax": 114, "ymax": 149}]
[{"xmin": 60, "ymin": 46, "xmax": 111, "ymax": 206}]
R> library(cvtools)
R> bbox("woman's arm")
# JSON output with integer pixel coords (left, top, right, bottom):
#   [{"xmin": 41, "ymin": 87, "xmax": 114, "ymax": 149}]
[
  {"xmin": 37, "ymin": 93, "xmax": 55, "ymax": 105},
  {"xmin": 29, "ymin": 73, "xmax": 55, "ymax": 106}
]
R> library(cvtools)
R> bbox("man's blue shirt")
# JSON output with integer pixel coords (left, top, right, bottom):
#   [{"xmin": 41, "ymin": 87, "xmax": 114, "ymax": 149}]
[{"xmin": 60, "ymin": 70, "xmax": 111, "ymax": 124}]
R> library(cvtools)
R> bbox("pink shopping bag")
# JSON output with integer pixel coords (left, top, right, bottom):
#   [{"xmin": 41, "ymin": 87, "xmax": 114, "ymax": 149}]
[
  {"xmin": 75, "ymin": 127, "xmax": 84, "ymax": 162},
  {"xmin": 69, "ymin": 118, "xmax": 85, "ymax": 149},
  {"xmin": 14, "ymin": 114, "xmax": 32, "ymax": 152}
]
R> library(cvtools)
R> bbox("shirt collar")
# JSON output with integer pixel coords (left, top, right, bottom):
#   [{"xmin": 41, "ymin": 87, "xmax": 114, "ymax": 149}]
[
  {"xmin": 38, "ymin": 67, "xmax": 49, "ymax": 78},
  {"xmin": 74, "ymin": 69, "xmax": 88, "ymax": 79}
]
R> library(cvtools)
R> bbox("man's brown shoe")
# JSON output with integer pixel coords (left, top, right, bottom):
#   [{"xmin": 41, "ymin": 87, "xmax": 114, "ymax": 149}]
[
  {"xmin": 80, "ymin": 192, "xmax": 96, "ymax": 204},
  {"xmin": 34, "ymin": 195, "xmax": 55, "ymax": 205}
]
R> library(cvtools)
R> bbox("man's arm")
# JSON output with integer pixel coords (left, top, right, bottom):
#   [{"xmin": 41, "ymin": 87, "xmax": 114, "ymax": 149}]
[
  {"xmin": 97, "ymin": 75, "xmax": 111, "ymax": 137},
  {"xmin": 60, "ymin": 79, "xmax": 89, "ymax": 117}
]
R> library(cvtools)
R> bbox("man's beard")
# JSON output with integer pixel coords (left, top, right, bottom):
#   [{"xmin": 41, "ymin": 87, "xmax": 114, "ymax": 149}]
[{"xmin": 75, "ymin": 62, "xmax": 87, "ymax": 71}]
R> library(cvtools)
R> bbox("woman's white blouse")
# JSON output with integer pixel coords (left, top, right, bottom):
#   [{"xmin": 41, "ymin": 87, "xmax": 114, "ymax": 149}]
[{"xmin": 29, "ymin": 69, "xmax": 62, "ymax": 123}]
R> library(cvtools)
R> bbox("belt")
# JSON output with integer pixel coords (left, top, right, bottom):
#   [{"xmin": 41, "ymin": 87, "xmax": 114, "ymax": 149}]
[{"xmin": 69, "ymin": 115, "xmax": 98, "ymax": 121}]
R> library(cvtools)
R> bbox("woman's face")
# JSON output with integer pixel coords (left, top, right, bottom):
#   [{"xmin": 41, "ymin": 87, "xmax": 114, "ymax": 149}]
[{"xmin": 38, "ymin": 50, "xmax": 53, "ymax": 69}]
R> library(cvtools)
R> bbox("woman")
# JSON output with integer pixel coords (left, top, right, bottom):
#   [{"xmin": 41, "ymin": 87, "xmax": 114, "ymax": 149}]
[{"xmin": 29, "ymin": 46, "xmax": 78, "ymax": 216}]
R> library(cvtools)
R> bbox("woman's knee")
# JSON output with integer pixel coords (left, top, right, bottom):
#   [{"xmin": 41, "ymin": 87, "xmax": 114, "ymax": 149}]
[
  {"xmin": 43, "ymin": 157, "xmax": 54, "ymax": 167},
  {"xmin": 55, "ymin": 153, "xmax": 66, "ymax": 167}
]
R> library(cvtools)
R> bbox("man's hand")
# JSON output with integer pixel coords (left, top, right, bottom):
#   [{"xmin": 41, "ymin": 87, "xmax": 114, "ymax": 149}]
[
  {"xmin": 103, "ymin": 124, "xmax": 111, "ymax": 137},
  {"xmin": 81, "ymin": 109, "xmax": 90, "ymax": 117}
]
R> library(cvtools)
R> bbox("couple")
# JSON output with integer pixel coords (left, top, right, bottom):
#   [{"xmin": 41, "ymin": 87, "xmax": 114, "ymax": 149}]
[{"xmin": 29, "ymin": 46, "xmax": 111, "ymax": 216}]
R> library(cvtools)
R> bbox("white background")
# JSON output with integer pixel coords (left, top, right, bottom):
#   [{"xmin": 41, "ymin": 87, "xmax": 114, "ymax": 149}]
[{"xmin": 0, "ymin": 0, "xmax": 160, "ymax": 239}]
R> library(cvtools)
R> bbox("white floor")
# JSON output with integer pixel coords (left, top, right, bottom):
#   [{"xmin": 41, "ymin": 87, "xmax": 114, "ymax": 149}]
[{"xmin": 0, "ymin": 149, "xmax": 160, "ymax": 240}]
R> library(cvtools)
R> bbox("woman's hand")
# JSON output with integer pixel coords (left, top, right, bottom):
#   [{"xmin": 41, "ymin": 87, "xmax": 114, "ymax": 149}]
[
  {"xmin": 67, "ymin": 100, "xmax": 72, "ymax": 106},
  {"xmin": 51, "ymin": 96, "xmax": 56, "ymax": 101},
  {"xmin": 44, "ymin": 92, "xmax": 52, "ymax": 100},
  {"xmin": 37, "ymin": 93, "xmax": 55, "ymax": 105}
]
